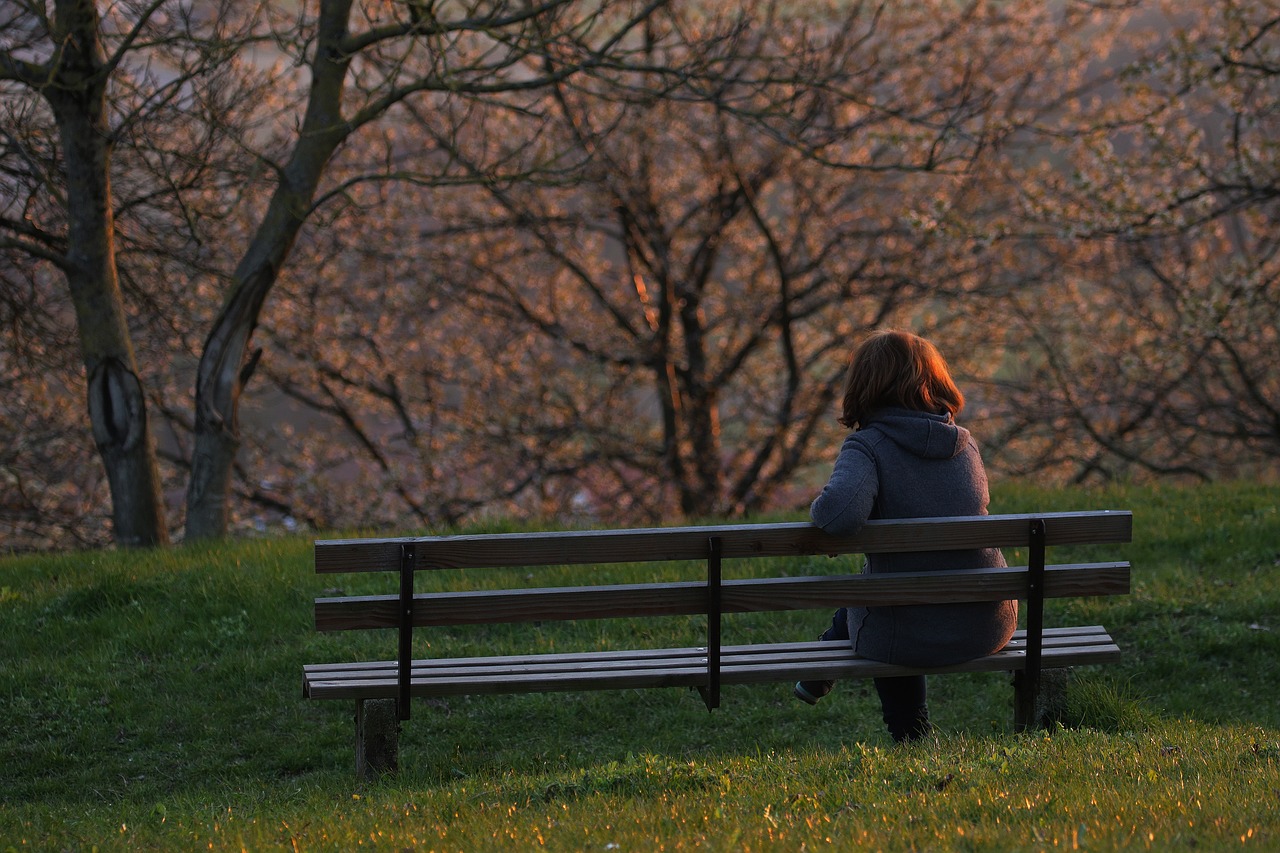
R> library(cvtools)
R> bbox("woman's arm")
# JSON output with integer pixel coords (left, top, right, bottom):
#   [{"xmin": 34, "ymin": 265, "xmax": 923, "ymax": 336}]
[{"xmin": 810, "ymin": 433, "xmax": 878, "ymax": 535}]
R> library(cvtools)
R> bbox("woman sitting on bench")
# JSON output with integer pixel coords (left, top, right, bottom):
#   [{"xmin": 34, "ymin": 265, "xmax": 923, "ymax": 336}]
[{"xmin": 796, "ymin": 329, "xmax": 1018, "ymax": 743}]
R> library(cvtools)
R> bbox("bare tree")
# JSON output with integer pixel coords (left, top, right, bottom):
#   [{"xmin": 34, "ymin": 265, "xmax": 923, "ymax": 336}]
[
  {"xmin": 17, "ymin": 0, "xmax": 1251, "ymax": 547},
  {"xmin": 993, "ymin": 0, "xmax": 1280, "ymax": 482},
  {"xmin": 2, "ymin": 0, "xmax": 675, "ymax": 546},
  {"xmin": 138, "ymin": 0, "xmax": 1125, "ymax": 532},
  {"xmin": 389, "ymin": 0, "xmax": 1104, "ymax": 520},
  {"xmin": 0, "ymin": 0, "xmax": 270, "ymax": 545}
]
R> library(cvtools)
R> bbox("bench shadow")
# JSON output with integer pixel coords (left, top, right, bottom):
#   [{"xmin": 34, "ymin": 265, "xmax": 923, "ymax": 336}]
[{"xmin": 380, "ymin": 681, "xmax": 925, "ymax": 785}]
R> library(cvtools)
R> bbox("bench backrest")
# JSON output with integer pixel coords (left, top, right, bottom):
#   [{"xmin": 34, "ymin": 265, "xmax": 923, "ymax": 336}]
[
  {"xmin": 313, "ymin": 511, "xmax": 1131, "ymax": 718},
  {"xmin": 314, "ymin": 511, "xmax": 1132, "ymax": 632}
]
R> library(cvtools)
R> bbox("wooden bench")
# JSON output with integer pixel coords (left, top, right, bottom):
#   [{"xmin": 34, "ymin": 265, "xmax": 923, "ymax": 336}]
[{"xmin": 303, "ymin": 510, "xmax": 1131, "ymax": 777}]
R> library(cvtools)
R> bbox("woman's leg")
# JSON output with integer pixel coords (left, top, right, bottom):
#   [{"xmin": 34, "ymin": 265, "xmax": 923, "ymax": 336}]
[
  {"xmin": 794, "ymin": 608, "xmax": 849, "ymax": 704},
  {"xmin": 874, "ymin": 675, "xmax": 931, "ymax": 742}
]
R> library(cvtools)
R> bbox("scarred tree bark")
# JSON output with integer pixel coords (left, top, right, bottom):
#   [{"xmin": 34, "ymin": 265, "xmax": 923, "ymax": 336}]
[{"xmin": 43, "ymin": 0, "xmax": 168, "ymax": 547}]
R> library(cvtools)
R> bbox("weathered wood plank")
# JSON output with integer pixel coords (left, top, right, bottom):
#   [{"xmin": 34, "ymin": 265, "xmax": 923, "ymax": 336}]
[
  {"xmin": 304, "ymin": 644, "xmax": 711, "ymax": 677},
  {"xmin": 314, "ymin": 511, "xmax": 1132, "ymax": 574},
  {"xmin": 308, "ymin": 663, "xmax": 712, "ymax": 698},
  {"xmin": 314, "ymin": 562, "xmax": 1130, "ymax": 632},
  {"xmin": 302, "ymin": 628, "xmax": 1120, "ymax": 700},
  {"xmin": 719, "ymin": 642, "xmax": 1122, "ymax": 686},
  {"xmin": 303, "ymin": 627, "xmax": 1115, "ymax": 685},
  {"xmin": 303, "ymin": 627, "xmax": 1111, "ymax": 678}
]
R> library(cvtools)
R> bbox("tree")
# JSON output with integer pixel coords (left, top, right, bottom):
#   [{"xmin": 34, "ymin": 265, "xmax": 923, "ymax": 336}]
[
  {"xmin": 991, "ymin": 0, "xmax": 1280, "ymax": 482},
  {"xmin": 16, "ymin": 0, "xmax": 1255, "ymax": 548},
  {"xmin": 0, "ymin": 0, "xmax": 267, "ymax": 545},
  {"xmin": 2, "ymin": 0, "xmax": 675, "ymax": 546},
  {"xmin": 390, "ymin": 0, "xmax": 1115, "ymax": 520}
]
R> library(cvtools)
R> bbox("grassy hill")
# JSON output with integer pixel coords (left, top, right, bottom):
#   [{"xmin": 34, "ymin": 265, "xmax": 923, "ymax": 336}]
[{"xmin": 2, "ymin": 481, "xmax": 1278, "ymax": 850}]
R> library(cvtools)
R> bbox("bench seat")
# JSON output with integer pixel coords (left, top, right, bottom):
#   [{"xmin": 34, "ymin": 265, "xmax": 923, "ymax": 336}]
[{"xmin": 304, "ymin": 625, "xmax": 1119, "ymax": 700}]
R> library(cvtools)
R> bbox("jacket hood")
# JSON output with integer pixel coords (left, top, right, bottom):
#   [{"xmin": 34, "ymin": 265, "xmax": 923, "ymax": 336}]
[{"xmin": 864, "ymin": 407, "xmax": 969, "ymax": 460}]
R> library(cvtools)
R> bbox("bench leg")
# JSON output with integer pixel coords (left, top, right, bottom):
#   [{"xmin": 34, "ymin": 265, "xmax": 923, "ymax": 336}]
[
  {"xmin": 1013, "ymin": 668, "xmax": 1072, "ymax": 732},
  {"xmin": 355, "ymin": 698, "xmax": 399, "ymax": 779}
]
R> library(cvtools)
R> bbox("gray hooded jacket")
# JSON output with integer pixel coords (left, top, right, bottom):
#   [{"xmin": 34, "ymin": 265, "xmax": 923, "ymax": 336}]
[{"xmin": 810, "ymin": 407, "xmax": 1017, "ymax": 666}]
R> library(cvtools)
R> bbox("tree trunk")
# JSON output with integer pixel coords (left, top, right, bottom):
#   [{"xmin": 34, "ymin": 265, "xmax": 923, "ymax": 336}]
[
  {"xmin": 183, "ymin": 281, "xmax": 258, "ymax": 541},
  {"xmin": 183, "ymin": 0, "xmax": 356, "ymax": 540},
  {"xmin": 50, "ymin": 0, "xmax": 168, "ymax": 548}
]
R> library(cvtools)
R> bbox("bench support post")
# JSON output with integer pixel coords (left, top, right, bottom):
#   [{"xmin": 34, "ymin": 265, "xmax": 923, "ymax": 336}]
[
  {"xmin": 698, "ymin": 536, "xmax": 723, "ymax": 711},
  {"xmin": 355, "ymin": 698, "xmax": 400, "ymax": 779},
  {"xmin": 1014, "ymin": 518, "xmax": 1047, "ymax": 731},
  {"xmin": 397, "ymin": 542, "xmax": 415, "ymax": 721}
]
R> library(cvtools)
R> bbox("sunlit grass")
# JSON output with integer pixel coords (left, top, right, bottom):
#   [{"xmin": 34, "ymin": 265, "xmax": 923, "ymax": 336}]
[{"xmin": 2, "ymin": 481, "xmax": 1278, "ymax": 850}]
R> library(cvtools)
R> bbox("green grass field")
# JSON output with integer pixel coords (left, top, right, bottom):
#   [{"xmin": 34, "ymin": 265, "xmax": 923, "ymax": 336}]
[{"xmin": 2, "ymin": 481, "xmax": 1278, "ymax": 850}]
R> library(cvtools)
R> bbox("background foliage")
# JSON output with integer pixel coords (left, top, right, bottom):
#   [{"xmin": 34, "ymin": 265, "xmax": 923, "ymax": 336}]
[{"xmin": 3, "ymin": 0, "xmax": 1278, "ymax": 551}]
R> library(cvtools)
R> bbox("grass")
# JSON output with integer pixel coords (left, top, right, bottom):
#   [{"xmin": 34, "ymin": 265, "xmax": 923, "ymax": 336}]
[{"xmin": 2, "ymin": 481, "xmax": 1279, "ymax": 850}]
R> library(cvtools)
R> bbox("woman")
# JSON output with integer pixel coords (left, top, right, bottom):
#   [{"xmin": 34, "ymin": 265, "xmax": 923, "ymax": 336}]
[{"xmin": 796, "ymin": 330, "xmax": 1017, "ymax": 743}]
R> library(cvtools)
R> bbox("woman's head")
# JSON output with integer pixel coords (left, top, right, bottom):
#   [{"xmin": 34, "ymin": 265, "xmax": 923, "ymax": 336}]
[{"xmin": 839, "ymin": 330, "xmax": 964, "ymax": 429}]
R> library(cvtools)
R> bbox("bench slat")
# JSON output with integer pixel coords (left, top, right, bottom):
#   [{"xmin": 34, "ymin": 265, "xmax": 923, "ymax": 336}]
[
  {"xmin": 302, "ymin": 626, "xmax": 1110, "ymax": 680},
  {"xmin": 304, "ymin": 629, "xmax": 1114, "ymax": 685},
  {"xmin": 314, "ymin": 511, "xmax": 1132, "ymax": 574},
  {"xmin": 303, "ymin": 627, "xmax": 1119, "ymax": 700},
  {"xmin": 315, "ymin": 562, "xmax": 1130, "ymax": 632},
  {"xmin": 722, "ymin": 642, "xmax": 1122, "ymax": 686}
]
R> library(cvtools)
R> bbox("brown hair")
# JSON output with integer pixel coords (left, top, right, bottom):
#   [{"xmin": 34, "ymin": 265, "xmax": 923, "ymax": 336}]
[{"xmin": 839, "ymin": 330, "xmax": 964, "ymax": 429}]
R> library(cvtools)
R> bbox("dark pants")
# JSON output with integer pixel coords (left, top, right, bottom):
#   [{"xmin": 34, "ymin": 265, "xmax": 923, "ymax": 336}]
[{"xmin": 819, "ymin": 608, "xmax": 931, "ymax": 743}]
